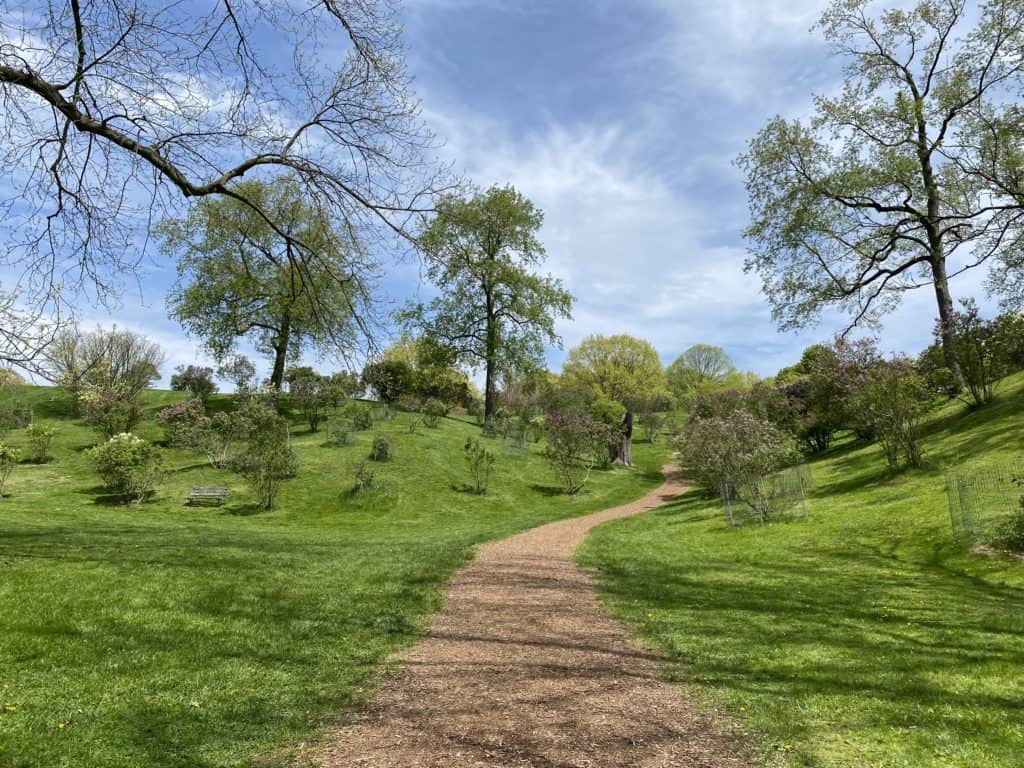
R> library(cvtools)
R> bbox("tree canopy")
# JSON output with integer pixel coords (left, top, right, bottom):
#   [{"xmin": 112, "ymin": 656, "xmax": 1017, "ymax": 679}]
[
  {"xmin": 161, "ymin": 178, "xmax": 372, "ymax": 390},
  {"xmin": 738, "ymin": 0, "xmax": 1024, "ymax": 390},
  {"xmin": 400, "ymin": 185, "xmax": 573, "ymax": 422},
  {"xmin": 666, "ymin": 344, "xmax": 736, "ymax": 400}
]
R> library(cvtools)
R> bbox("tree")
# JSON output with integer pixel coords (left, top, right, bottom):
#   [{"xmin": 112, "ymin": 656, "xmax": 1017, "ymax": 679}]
[
  {"xmin": 162, "ymin": 178, "xmax": 371, "ymax": 389},
  {"xmin": 400, "ymin": 185, "xmax": 573, "ymax": 423},
  {"xmin": 0, "ymin": 1, "xmax": 449, "ymax": 357},
  {"xmin": 286, "ymin": 368, "xmax": 333, "ymax": 432},
  {"xmin": 47, "ymin": 325, "xmax": 164, "ymax": 397},
  {"xmin": 666, "ymin": 344, "xmax": 736, "ymax": 402},
  {"xmin": 170, "ymin": 366, "xmax": 217, "ymax": 404},
  {"xmin": 362, "ymin": 358, "xmax": 414, "ymax": 406},
  {"xmin": 561, "ymin": 334, "xmax": 666, "ymax": 466},
  {"xmin": 738, "ymin": 0, "xmax": 1024, "ymax": 391},
  {"xmin": 218, "ymin": 356, "xmax": 257, "ymax": 395}
]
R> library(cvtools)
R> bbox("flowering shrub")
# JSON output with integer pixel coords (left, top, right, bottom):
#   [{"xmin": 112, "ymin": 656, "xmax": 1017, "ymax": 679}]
[
  {"xmin": 678, "ymin": 412, "xmax": 795, "ymax": 495},
  {"xmin": 156, "ymin": 398, "xmax": 207, "ymax": 447},
  {"xmin": 24, "ymin": 423, "xmax": 56, "ymax": 463},
  {"xmin": 851, "ymin": 358, "xmax": 930, "ymax": 470},
  {"xmin": 543, "ymin": 412, "xmax": 618, "ymax": 495},
  {"xmin": 937, "ymin": 299, "xmax": 1019, "ymax": 407},
  {"xmin": 0, "ymin": 443, "xmax": 19, "ymax": 497},
  {"xmin": 464, "ymin": 437, "xmax": 495, "ymax": 495},
  {"xmin": 78, "ymin": 384, "xmax": 142, "ymax": 438},
  {"xmin": 233, "ymin": 403, "xmax": 296, "ymax": 510},
  {"xmin": 87, "ymin": 433, "xmax": 163, "ymax": 503}
]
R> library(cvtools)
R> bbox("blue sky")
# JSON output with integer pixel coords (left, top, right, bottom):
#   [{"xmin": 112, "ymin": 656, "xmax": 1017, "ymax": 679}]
[{"xmin": 5, "ymin": 0, "xmax": 1000, "ymax": 385}]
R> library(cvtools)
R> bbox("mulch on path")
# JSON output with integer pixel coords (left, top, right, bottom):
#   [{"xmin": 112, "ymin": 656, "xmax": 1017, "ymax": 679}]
[{"xmin": 312, "ymin": 468, "xmax": 752, "ymax": 767}]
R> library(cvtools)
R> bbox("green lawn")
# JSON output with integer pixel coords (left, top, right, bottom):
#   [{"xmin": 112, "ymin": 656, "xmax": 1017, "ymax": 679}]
[
  {"xmin": 0, "ymin": 387, "xmax": 668, "ymax": 768},
  {"xmin": 579, "ymin": 372, "xmax": 1024, "ymax": 768}
]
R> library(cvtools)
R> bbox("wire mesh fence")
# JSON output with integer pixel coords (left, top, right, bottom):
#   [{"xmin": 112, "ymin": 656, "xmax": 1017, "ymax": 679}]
[
  {"xmin": 720, "ymin": 464, "xmax": 811, "ymax": 527},
  {"xmin": 945, "ymin": 459, "xmax": 1024, "ymax": 547}
]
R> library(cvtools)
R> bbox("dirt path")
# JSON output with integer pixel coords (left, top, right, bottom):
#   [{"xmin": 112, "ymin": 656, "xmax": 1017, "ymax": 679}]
[{"xmin": 314, "ymin": 468, "xmax": 750, "ymax": 767}]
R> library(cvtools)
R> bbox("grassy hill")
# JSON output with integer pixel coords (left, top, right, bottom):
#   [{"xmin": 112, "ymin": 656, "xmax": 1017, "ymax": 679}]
[
  {"xmin": 579, "ymin": 372, "xmax": 1024, "ymax": 768},
  {"xmin": 0, "ymin": 387, "xmax": 669, "ymax": 768}
]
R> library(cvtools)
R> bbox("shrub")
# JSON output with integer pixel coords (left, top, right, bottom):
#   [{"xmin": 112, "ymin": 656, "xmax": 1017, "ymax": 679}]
[
  {"xmin": 543, "ymin": 413, "xmax": 618, "ymax": 495},
  {"xmin": 155, "ymin": 398, "xmax": 207, "ymax": 447},
  {"xmin": 88, "ymin": 433, "xmax": 163, "ymax": 503},
  {"xmin": 0, "ymin": 398, "xmax": 31, "ymax": 433},
  {"xmin": 940, "ymin": 299, "xmax": 1017, "ymax": 407},
  {"xmin": 48, "ymin": 326, "xmax": 163, "ymax": 396},
  {"xmin": 233, "ymin": 403, "xmax": 297, "ymax": 510},
  {"xmin": 24, "ymin": 423, "xmax": 56, "ymax": 463},
  {"xmin": 352, "ymin": 461, "xmax": 378, "ymax": 494},
  {"xmin": 852, "ymin": 359, "xmax": 930, "ymax": 470},
  {"xmin": 78, "ymin": 384, "xmax": 142, "ymax": 438},
  {"xmin": 170, "ymin": 365, "xmax": 218, "ymax": 403},
  {"xmin": 464, "ymin": 437, "xmax": 495, "ymax": 495},
  {"xmin": 678, "ymin": 412, "xmax": 795, "ymax": 495},
  {"xmin": 347, "ymin": 403, "xmax": 373, "ymax": 431},
  {"xmin": 422, "ymin": 398, "xmax": 446, "ymax": 428},
  {"xmin": 326, "ymin": 419, "xmax": 354, "ymax": 446},
  {"xmin": 638, "ymin": 410, "xmax": 667, "ymax": 443},
  {"xmin": 0, "ymin": 443, "xmax": 19, "ymax": 497},
  {"xmin": 0, "ymin": 368, "xmax": 25, "ymax": 388},
  {"xmin": 287, "ymin": 368, "xmax": 332, "ymax": 432},
  {"xmin": 369, "ymin": 432, "xmax": 394, "ymax": 461}
]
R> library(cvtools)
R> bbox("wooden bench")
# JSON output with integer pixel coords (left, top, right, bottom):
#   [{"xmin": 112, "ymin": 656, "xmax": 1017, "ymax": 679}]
[{"xmin": 186, "ymin": 486, "xmax": 230, "ymax": 506}]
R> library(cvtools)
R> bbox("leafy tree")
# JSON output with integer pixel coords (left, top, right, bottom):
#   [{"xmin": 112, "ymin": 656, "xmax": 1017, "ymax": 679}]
[
  {"xmin": 286, "ymin": 368, "xmax": 333, "ymax": 432},
  {"xmin": 401, "ymin": 185, "xmax": 573, "ymax": 423},
  {"xmin": 170, "ymin": 365, "xmax": 218, "ymax": 404},
  {"xmin": 0, "ymin": 443, "xmax": 20, "ymax": 497},
  {"xmin": 218, "ymin": 356, "xmax": 257, "ymax": 395},
  {"xmin": 940, "ymin": 299, "xmax": 1019, "ymax": 407},
  {"xmin": 738, "ymin": 0, "xmax": 1024, "ymax": 391},
  {"xmin": 666, "ymin": 344, "xmax": 736, "ymax": 402},
  {"xmin": 561, "ymin": 334, "xmax": 666, "ymax": 466},
  {"xmin": 162, "ymin": 178, "xmax": 371, "ymax": 389},
  {"xmin": 852, "ymin": 358, "xmax": 931, "ymax": 470},
  {"xmin": 362, "ymin": 358, "xmax": 414, "ymax": 406}
]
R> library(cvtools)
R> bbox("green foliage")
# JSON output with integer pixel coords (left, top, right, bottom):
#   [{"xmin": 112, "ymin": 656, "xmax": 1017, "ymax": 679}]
[
  {"xmin": 0, "ymin": 367, "xmax": 25, "ymax": 387},
  {"xmin": 161, "ymin": 177, "xmax": 369, "ymax": 389},
  {"xmin": 24, "ymin": 422, "xmax": 56, "ymax": 463},
  {"xmin": 347, "ymin": 402, "xmax": 373, "ymax": 431},
  {"xmin": 853, "ymin": 360, "xmax": 930, "ymax": 470},
  {"xmin": 0, "ymin": 396, "xmax": 31, "ymax": 433},
  {"xmin": 287, "ymin": 368, "xmax": 333, "ymax": 432},
  {"xmin": 421, "ymin": 398, "xmax": 446, "ymax": 428},
  {"xmin": 400, "ymin": 185, "xmax": 573, "ymax": 420},
  {"xmin": 942, "ymin": 300, "xmax": 1020, "ymax": 407},
  {"xmin": 326, "ymin": 418, "xmax": 354, "ymax": 446},
  {"xmin": 170, "ymin": 365, "xmax": 218, "ymax": 403},
  {"xmin": 87, "ymin": 433, "xmax": 163, "ymax": 504},
  {"xmin": 78, "ymin": 384, "xmax": 143, "ymax": 438},
  {"xmin": 588, "ymin": 395, "xmax": 626, "ymax": 427},
  {"xmin": 991, "ymin": 495, "xmax": 1024, "ymax": 553},
  {"xmin": 0, "ymin": 443, "xmax": 19, "ymax": 496},
  {"xmin": 563, "ymin": 334, "xmax": 665, "ymax": 410},
  {"xmin": 637, "ymin": 410, "xmax": 667, "ymax": 443},
  {"xmin": 463, "ymin": 437, "xmax": 495, "ymax": 495},
  {"xmin": 233, "ymin": 402, "xmax": 297, "ymax": 510},
  {"xmin": 155, "ymin": 398, "xmax": 207, "ymax": 448},
  {"xmin": 351, "ymin": 461, "xmax": 379, "ymax": 494},
  {"xmin": 217, "ymin": 355, "xmax": 256, "ymax": 394},
  {"xmin": 48, "ymin": 326, "xmax": 164, "ymax": 396},
  {"xmin": 665, "ymin": 344, "xmax": 735, "ymax": 403},
  {"xmin": 369, "ymin": 432, "xmax": 394, "ymax": 462},
  {"xmin": 361, "ymin": 358, "xmax": 414, "ymax": 405}
]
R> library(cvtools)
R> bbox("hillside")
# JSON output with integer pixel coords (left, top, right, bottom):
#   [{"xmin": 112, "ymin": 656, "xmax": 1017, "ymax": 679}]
[
  {"xmin": 580, "ymin": 372, "xmax": 1024, "ymax": 768},
  {"xmin": 0, "ymin": 387, "xmax": 668, "ymax": 768}
]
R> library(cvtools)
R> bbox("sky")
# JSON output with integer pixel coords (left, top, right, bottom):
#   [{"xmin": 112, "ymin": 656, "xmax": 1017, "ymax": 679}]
[{"xmin": 2, "ymin": 0, "xmax": 1002, "ymax": 386}]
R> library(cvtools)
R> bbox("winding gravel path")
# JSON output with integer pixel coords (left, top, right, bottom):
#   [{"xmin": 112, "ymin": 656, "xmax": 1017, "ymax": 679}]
[{"xmin": 315, "ymin": 468, "xmax": 749, "ymax": 767}]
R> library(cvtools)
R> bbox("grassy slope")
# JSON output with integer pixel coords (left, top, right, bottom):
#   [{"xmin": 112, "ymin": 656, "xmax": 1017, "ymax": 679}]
[
  {"xmin": 0, "ymin": 388, "xmax": 668, "ymax": 768},
  {"xmin": 580, "ymin": 372, "xmax": 1024, "ymax": 768}
]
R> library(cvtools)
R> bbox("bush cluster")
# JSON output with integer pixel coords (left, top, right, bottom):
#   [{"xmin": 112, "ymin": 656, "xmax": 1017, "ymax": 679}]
[
  {"xmin": 0, "ymin": 443, "xmax": 19, "ymax": 497},
  {"xmin": 88, "ymin": 433, "xmax": 163, "ymax": 504},
  {"xmin": 542, "ymin": 412, "xmax": 618, "ymax": 495}
]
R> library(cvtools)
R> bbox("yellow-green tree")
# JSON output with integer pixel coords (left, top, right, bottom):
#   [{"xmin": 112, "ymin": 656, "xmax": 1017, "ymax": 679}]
[{"xmin": 561, "ymin": 334, "xmax": 665, "ymax": 466}]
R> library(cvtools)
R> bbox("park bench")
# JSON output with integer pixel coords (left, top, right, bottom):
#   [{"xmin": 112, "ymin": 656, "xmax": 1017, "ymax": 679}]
[{"xmin": 186, "ymin": 486, "xmax": 230, "ymax": 506}]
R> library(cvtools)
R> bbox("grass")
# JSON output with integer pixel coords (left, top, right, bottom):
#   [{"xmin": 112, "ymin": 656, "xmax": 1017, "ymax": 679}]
[
  {"xmin": 579, "ymin": 372, "xmax": 1024, "ymax": 768},
  {"xmin": 0, "ymin": 387, "xmax": 669, "ymax": 768}
]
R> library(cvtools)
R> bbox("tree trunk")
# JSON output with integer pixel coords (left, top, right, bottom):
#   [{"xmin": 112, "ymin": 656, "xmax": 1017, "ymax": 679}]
[
  {"xmin": 615, "ymin": 411, "xmax": 634, "ymax": 467},
  {"xmin": 483, "ymin": 293, "xmax": 498, "ymax": 423},
  {"xmin": 269, "ymin": 316, "xmax": 291, "ymax": 390},
  {"xmin": 930, "ymin": 257, "xmax": 964, "ymax": 394}
]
